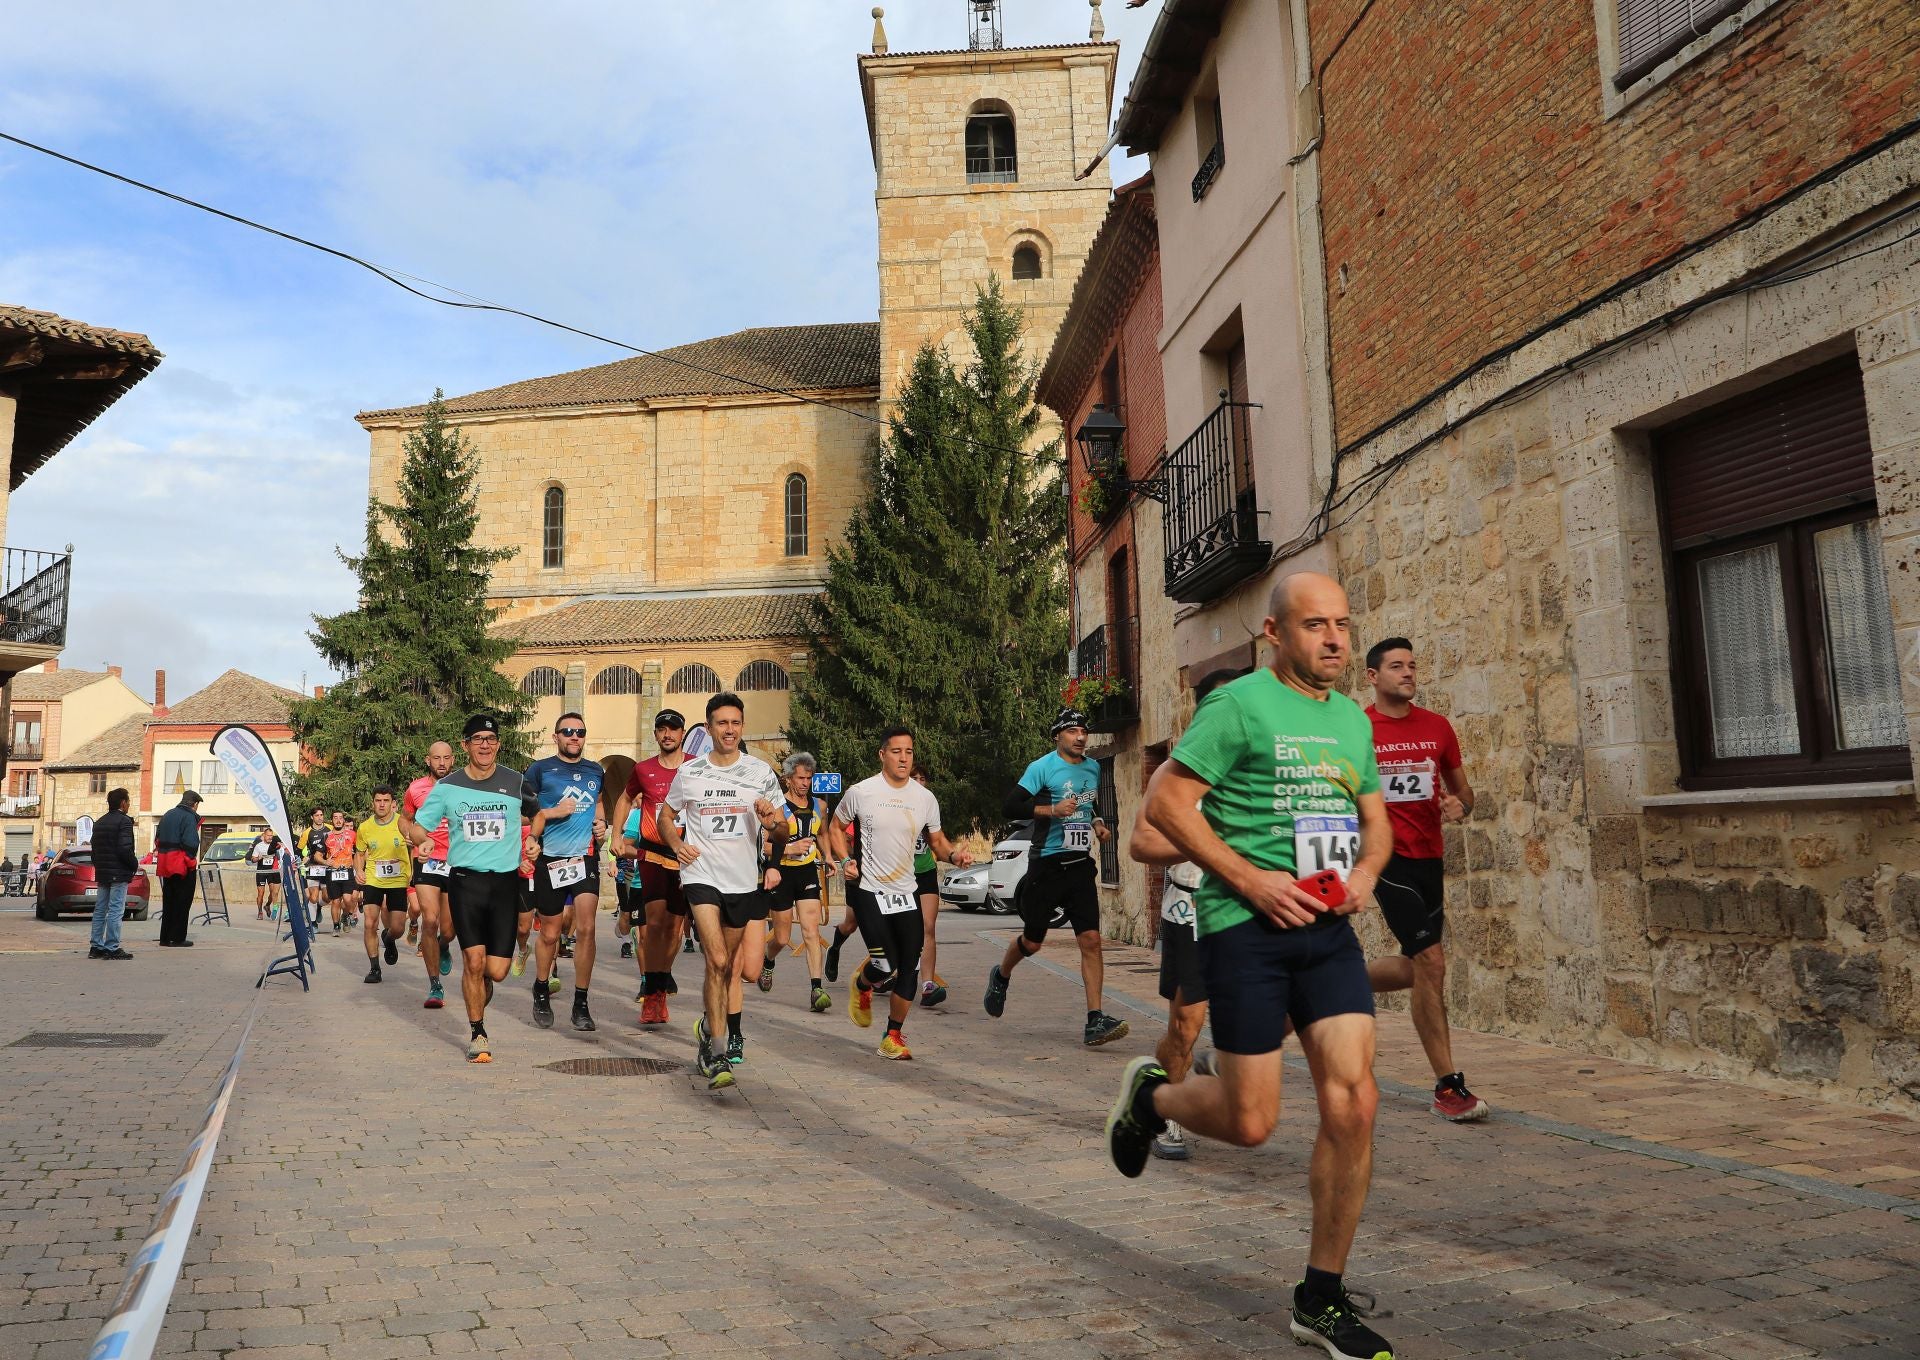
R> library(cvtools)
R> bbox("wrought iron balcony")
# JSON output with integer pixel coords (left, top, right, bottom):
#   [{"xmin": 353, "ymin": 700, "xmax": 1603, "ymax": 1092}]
[
  {"xmin": 966, "ymin": 155, "xmax": 1018, "ymax": 185},
  {"xmin": 1163, "ymin": 400, "xmax": 1269, "ymax": 603},
  {"xmin": 7, "ymin": 743, "xmax": 43, "ymax": 763},
  {"xmin": 1073, "ymin": 618, "xmax": 1140, "ymax": 733},
  {"xmin": 0, "ymin": 548, "xmax": 72, "ymax": 650},
  {"xmin": 1192, "ymin": 141, "xmax": 1224, "ymax": 202}
]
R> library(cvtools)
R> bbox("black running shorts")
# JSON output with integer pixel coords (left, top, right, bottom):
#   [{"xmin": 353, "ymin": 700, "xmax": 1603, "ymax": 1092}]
[
  {"xmin": 1199, "ymin": 915, "xmax": 1374, "ymax": 1056},
  {"xmin": 847, "ymin": 882, "xmax": 925, "ymax": 999},
  {"xmin": 1158, "ymin": 919, "xmax": 1207, "ymax": 1005},
  {"xmin": 325, "ymin": 871, "xmax": 355, "ymax": 900},
  {"xmin": 1375, "ymin": 854, "xmax": 1446, "ymax": 958},
  {"xmin": 449, "ymin": 868, "xmax": 522, "ymax": 959},
  {"xmin": 1019, "ymin": 854, "xmax": 1099, "ymax": 944},
  {"xmin": 639, "ymin": 860, "xmax": 688, "ymax": 916},
  {"xmin": 772, "ymin": 862, "xmax": 820, "ymax": 908},
  {"xmin": 915, "ymin": 866, "xmax": 938, "ymax": 899},
  {"xmin": 362, "ymin": 885, "xmax": 408, "ymax": 913},
  {"xmin": 684, "ymin": 881, "xmax": 770, "ymax": 929},
  {"xmin": 412, "ymin": 858, "xmax": 450, "ymax": 889},
  {"xmin": 533, "ymin": 853, "xmax": 602, "ymax": 917}
]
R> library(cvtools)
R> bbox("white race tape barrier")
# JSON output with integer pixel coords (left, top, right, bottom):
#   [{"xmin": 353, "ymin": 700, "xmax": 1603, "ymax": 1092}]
[{"xmin": 88, "ymin": 725, "xmax": 306, "ymax": 1359}]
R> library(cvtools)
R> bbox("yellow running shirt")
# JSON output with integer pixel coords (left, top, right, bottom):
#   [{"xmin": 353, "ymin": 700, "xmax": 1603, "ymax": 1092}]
[{"xmin": 356, "ymin": 816, "xmax": 413, "ymax": 890}]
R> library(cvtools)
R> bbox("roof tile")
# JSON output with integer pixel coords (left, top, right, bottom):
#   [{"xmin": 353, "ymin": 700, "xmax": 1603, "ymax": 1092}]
[
  {"xmin": 9, "ymin": 669, "xmax": 115, "ymax": 703},
  {"xmin": 46, "ymin": 714, "xmax": 148, "ymax": 772},
  {"xmin": 499, "ymin": 593, "xmax": 819, "ymax": 649},
  {"xmin": 150, "ymin": 669, "xmax": 303, "ymax": 727}
]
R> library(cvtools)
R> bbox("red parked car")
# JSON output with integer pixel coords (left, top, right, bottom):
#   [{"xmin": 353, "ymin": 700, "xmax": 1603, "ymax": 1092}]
[{"xmin": 34, "ymin": 848, "xmax": 151, "ymax": 922}]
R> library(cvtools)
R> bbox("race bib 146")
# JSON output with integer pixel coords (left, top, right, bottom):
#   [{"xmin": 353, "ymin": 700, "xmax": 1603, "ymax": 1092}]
[{"xmin": 1293, "ymin": 814, "xmax": 1359, "ymax": 881}]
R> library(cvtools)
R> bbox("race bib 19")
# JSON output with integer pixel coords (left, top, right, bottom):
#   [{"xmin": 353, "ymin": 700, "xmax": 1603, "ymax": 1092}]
[
  {"xmin": 1380, "ymin": 761, "xmax": 1437, "ymax": 805},
  {"xmin": 876, "ymin": 887, "xmax": 917, "ymax": 916},
  {"xmin": 704, "ymin": 805, "xmax": 749, "ymax": 840},
  {"xmin": 374, "ymin": 859, "xmax": 402, "ymax": 880},
  {"xmin": 1062, "ymin": 822, "xmax": 1093, "ymax": 854},
  {"xmin": 1294, "ymin": 814, "xmax": 1360, "ymax": 881},
  {"xmin": 462, "ymin": 809, "xmax": 507, "ymax": 843},
  {"xmin": 548, "ymin": 856, "xmax": 586, "ymax": 888}
]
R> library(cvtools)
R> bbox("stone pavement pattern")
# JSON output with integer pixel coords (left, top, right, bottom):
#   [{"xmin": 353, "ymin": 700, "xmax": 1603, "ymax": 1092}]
[{"xmin": 1, "ymin": 903, "xmax": 1917, "ymax": 1359}]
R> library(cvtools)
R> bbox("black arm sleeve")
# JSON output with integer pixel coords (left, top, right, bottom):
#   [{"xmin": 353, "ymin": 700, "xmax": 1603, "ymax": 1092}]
[{"xmin": 1001, "ymin": 782, "xmax": 1041, "ymax": 822}]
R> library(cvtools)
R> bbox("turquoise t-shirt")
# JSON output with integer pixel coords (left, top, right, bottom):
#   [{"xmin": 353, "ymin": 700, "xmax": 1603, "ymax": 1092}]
[
  {"xmin": 1171, "ymin": 669, "xmax": 1379, "ymax": 937},
  {"xmin": 413, "ymin": 765, "xmax": 530, "ymax": 873},
  {"xmin": 1017, "ymin": 751, "xmax": 1102, "ymax": 861}
]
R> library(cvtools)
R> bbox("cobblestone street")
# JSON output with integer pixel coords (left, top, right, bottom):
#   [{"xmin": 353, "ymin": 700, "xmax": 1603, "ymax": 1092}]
[{"xmin": 3, "ymin": 904, "xmax": 1917, "ymax": 1359}]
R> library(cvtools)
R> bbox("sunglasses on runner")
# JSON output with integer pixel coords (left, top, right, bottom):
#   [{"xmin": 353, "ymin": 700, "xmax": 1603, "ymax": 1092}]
[{"xmin": 556, "ymin": 726, "xmax": 587, "ymax": 737}]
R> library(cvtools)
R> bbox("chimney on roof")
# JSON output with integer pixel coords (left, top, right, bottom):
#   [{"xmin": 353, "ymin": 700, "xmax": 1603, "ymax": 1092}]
[
  {"xmin": 107, "ymin": 665, "xmax": 122, "ymax": 679},
  {"xmin": 43, "ymin": 658, "xmax": 58, "ymax": 672},
  {"xmin": 314, "ymin": 685, "xmax": 325, "ymax": 699},
  {"xmin": 153, "ymin": 669, "xmax": 168, "ymax": 718}
]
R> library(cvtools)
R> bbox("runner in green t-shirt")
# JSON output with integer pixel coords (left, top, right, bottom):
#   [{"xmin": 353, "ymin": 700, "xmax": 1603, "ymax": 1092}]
[{"xmin": 1106, "ymin": 571, "xmax": 1398, "ymax": 1360}]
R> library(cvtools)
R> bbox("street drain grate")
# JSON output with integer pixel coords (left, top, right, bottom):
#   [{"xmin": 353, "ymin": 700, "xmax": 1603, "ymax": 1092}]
[
  {"xmin": 540, "ymin": 1056, "xmax": 680, "ymax": 1077},
  {"xmin": 10, "ymin": 1032, "xmax": 165, "ymax": 1049}
]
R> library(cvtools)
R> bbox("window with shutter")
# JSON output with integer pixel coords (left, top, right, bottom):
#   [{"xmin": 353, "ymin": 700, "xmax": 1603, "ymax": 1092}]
[
  {"xmin": 1615, "ymin": 0, "xmax": 1746, "ymax": 87},
  {"xmin": 1657, "ymin": 357, "xmax": 1910, "ymax": 788}
]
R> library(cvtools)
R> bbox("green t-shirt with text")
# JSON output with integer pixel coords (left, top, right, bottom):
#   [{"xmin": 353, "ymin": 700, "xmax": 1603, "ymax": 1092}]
[{"xmin": 1171, "ymin": 668, "xmax": 1379, "ymax": 937}]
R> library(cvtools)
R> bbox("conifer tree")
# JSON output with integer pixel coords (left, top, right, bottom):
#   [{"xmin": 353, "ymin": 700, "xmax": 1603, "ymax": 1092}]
[
  {"xmin": 788, "ymin": 281, "xmax": 1067, "ymax": 832},
  {"xmin": 288, "ymin": 393, "xmax": 532, "ymax": 815}
]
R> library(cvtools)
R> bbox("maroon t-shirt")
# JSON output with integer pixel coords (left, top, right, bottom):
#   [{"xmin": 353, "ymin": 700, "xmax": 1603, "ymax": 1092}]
[{"xmin": 1366, "ymin": 703, "xmax": 1462, "ymax": 860}]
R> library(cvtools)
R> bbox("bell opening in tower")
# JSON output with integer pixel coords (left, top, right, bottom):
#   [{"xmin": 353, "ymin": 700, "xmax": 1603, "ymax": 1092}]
[{"xmin": 968, "ymin": 0, "xmax": 1004, "ymax": 51}]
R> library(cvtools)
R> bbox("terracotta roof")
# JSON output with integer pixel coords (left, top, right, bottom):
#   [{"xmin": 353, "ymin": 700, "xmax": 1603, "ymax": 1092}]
[
  {"xmin": 1113, "ymin": 0, "xmax": 1231, "ymax": 152},
  {"xmin": 499, "ymin": 593, "xmax": 821, "ymax": 649},
  {"xmin": 46, "ymin": 714, "xmax": 148, "ymax": 772},
  {"xmin": 0, "ymin": 305, "xmax": 162, "ymax": 489},
  {"xmin": 1037, "ymin": 175, "xmax": 1158, "ymax": 414},
  {"xmin": 8, "ymin": 668, "xmax": 115, "ymax": 703},
  {"xmin": 358, "ymin": 324, "xmax": 879, "ymax": 422},
  {"xmin": 150, "ymin": 669, "xmax": 303, "ymax": 727}
]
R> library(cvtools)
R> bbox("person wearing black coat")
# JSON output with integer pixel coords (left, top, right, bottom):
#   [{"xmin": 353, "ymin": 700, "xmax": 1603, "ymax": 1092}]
[{"xmin": 89, "ymin": 788, "xmax": 140, "ymax": 960}]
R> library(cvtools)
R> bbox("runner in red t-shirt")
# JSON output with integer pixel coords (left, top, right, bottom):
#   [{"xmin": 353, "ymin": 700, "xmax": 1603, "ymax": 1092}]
[
  {"xmin": 404, "ymin": 741, "xmax": 458, "ymax": 1007},
  {"xmin": 1363, "ymin": 636, "xmax": 1485, "ymax": 1122},
  {"xmin": 608, "ymin": 709, "xmax": 690, "ymax": 1024}
]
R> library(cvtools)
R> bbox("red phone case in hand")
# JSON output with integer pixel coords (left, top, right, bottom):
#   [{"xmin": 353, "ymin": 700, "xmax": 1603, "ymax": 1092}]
[{"xmin": 1300, "ymin": 869, "xmax": 1347, "ymax": 911}]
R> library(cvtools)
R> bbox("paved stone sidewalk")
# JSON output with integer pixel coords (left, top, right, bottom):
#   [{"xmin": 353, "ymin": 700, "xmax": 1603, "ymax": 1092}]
[{"xmin": 1, "ymin": 904, "xmax": 1916, "ymax": 1358}]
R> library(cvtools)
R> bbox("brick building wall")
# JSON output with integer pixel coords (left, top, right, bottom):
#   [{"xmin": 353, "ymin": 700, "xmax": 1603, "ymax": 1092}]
[{"xmin": 1311, "ymin": 0, "xmax": 1920, "ymax": 445}]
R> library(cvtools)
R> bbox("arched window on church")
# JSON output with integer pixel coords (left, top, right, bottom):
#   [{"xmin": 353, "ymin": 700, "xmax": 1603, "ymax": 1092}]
[
  {"xmin": 735, "ymin": 660, "xmax": 791, "ymax": 693},
  {"xmin": 519, "ymin": 666, "xmax": 566, "ymax": 698},
  {"xmin": 667, "ymin": 663, "xmax": 724, "ymax": 695},
  {"xmin": 542, "ymin": 485, "xmax": 565, "ymax": 569},
  {"xmin": 590, "ymin": 664, "xmax": 643, "ymax": 696},
  {"xmin": 966, "ymin": 102, "xmax": 1017, "ymax": 184},
  {"xmin": 785, "ymin": 474, "xmax": 808, "ymax": 557},
  {"xmin": 1012, "ymin": 243, "xmax": 1043, "ymax": 280}
]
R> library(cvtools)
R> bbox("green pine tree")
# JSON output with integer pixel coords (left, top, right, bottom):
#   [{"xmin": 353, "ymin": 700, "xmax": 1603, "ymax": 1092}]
[
  {"xmin": 287, "ymin": 393, "xmax": 533, "ymax": 816},
  {"xmin": 787, "ymin": 280, "xmax": 1067, "ymax": 832}
]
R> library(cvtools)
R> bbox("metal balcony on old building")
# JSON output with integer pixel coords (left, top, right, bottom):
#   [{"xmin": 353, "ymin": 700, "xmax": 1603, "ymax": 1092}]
[
  {"xmin": 1163, "ymin": 399, "xmax": 1268, "ymax": 603},
  {"xmin": 0, "ymin": 547, "xmax": 73, "ymax": 674},
  {"xmin": 1073, "ymin": 618, "xmax": 1140, "ymax": 733}
]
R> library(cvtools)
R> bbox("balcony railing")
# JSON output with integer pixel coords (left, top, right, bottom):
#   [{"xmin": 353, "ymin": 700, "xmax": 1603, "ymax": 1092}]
[
  {"xmin": 966, "ymin": 155, "xmax": 1018, "ymax": 185},
  {"xmin": 1164, "ymin": 400, "xmax": 1269, "ymax": 604},
  {"xmin": 0, "ymin": 548, "xmax": 73, "ymax": 649},
  {"xmin": 7, "ymin": 743, "xmax": 43, "ymax": 763},
  {"xmin": 1192, "ymin": 141, "xmax": 1224, "ymax": 202},
  {"xmin": 1073, "ymin": 618, "xmax": 1140, "ymax": 733}
]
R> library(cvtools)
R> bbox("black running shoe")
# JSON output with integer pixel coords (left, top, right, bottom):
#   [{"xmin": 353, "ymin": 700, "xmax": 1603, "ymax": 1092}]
[
  {"xmin": 1290, "ymin": 1284, "xmax": 1393, "ymax": 1360},
  {"xmin": 983, "ymin": 965, "xmax": 1009, "ymax": 1018},
  {"xmin": 382, "ymin": 931, "xmax": 398, "ymax": 966},
  {"xmin": 619, "ymin": 940, "xmax": 633, "ymax": 959},
  {"xmin": 571, "ymin": 998, "xmax": 595, "ymax": 1032},
  {"xmin": 363, "ymin": 964, "xmax": 382, "ymax": 984},
  {"xmin": 824, "ymin": 938, "xmax": 843, "ymax": 983},
  {"xmin": 1084, "ymin": 1012, "xmax": 1131, "ymax": 1047},
  {"xmin": 1105, "ymin": 1056, "xmax": 1167, "ymax": 1179},
  {"xmin": 532, "ymin": 987, "xmax": 555, "ymax": 1029},
  {"xmin": 757, "ymin": 963, "xmax": 774, "ymax": 993},
  {"xmin": 727, "ymin": 1030, "xmax": 744, "ymax": 1066}
]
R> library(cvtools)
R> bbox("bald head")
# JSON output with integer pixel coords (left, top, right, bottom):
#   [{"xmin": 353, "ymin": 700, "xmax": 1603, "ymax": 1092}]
[
  {"xmin": 425, "ymin": 740, "xmax": 456, "ymax": 778},
  {"xmin": 1262, "ymin": 571, "xmax": 1352, "ymax": 696}
]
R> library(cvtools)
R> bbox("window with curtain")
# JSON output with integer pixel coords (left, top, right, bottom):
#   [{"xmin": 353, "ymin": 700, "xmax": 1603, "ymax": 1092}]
[
  {"xmin": 1660, "ymin": 357, "xmax": 1908, "ymax": 787},
  {"xmin": 162, "ymin": 761, "xmax": 191, "ymax": 795},
  {"xmin": 200, "ymin": 760, "xmax": 228, "ymax": 794},
  {"xmin": 542, "ymin": 485, "xmax": 565, "ymax": 569},
  {"xmin": 785, "ymin": 474, "xmax": 808, "ymax": 557}
]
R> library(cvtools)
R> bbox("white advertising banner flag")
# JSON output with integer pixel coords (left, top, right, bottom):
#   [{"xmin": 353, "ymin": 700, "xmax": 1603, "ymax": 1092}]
[{"xmin": 209, "ymin": 724, "xmax": 297, "ymax": 851}]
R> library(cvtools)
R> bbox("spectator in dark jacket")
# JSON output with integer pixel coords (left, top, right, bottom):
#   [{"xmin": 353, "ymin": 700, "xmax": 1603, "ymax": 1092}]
[
  {"xmin": 155, "ymin": 791, "xmax": 203, "ymax": 947},
  {"xmin": 90, "ymin": 788, "xmax": 140, "ymax": 960}
]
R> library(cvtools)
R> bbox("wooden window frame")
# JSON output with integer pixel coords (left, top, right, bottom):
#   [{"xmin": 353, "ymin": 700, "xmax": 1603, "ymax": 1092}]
[
  {"xmin": 784, "ymin": 474, "xmax": 808, "ymax": 558},
  {"xmin": 541, "ymin": 485, "xmax": 565, "ymax": 570},
  {"xmin": 1668, "ymin": 503, "xmax": 1910, "ymax": 790}
]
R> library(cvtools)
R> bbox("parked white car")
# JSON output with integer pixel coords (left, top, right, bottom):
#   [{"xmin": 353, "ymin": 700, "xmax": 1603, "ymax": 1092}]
[
  {"xmin": 985, "ymin": 821, "xmax": 1031, "ymax": 917},
  {"xmin": 938, "ymin": 862, "xmax": 991, "ymax": 911}
]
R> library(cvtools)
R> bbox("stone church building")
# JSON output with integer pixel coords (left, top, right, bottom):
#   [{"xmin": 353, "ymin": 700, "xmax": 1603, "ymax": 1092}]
[{"xmin": 357, "ymin": 5, "xmax": 1117, "ymax": 760}]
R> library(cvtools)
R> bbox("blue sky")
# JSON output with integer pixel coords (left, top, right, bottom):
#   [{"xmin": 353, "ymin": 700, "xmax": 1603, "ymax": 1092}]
[{"xmin": 1, "ymin": 1, "xmax": 1153, "ymax": 703}]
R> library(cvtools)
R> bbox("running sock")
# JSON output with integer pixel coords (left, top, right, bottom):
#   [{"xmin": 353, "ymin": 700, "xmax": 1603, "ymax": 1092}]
[
  {"xmin": 886, "ymin": 1018, "xmax": 904, "ymax": 1038},
  {"xmin": 470, "ymin": 1021, "xmax": 487, "ymax": 1040},
  {"xmin": 726, "ymin": 1011, "xmax": 742, "ymax": 1039},
  {"xmin": 574, "ymin": 987, "xmax": 587, "ymax": 1007},
  {"xmin": 810, "ymin": 977, "xmax": 822, "ymax": 990},
  {"xmin": 763, "ymin": 957, "xmax": 776, "ymax": 973},
  {"xmin": 1088, "ymin": 1009, "xmax": 1101, "ymax": 1024},
  {"xmin": 534, "ymin": 978, "xmax": 548, "ymax": 1000},
  {"xmin": 831, "ymin": 924, "xmax": 854, "ymax": 945},
  {"xmin": 1131, "ymin": 1071, "xmax": 1169, "ymax": 1134},
  {"xmin": 1301, "ymin": 1267, "xmax": 1344, "ymax": 1310}
]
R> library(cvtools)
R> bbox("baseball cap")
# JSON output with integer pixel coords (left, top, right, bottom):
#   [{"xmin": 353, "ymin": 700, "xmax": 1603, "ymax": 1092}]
[
  {"xmin": 654, "ymin": 709, "xmax": 686, "ymax": 730},
  {"xmin": 463, "ymin": 713, "xmax": 501, "ymax": 738}
]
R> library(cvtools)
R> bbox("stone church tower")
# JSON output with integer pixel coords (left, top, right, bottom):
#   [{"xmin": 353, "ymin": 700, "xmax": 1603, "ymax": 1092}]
[{"xmin": 860, "ymin": 1, "xmax": 1118, "ymax": 402}]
